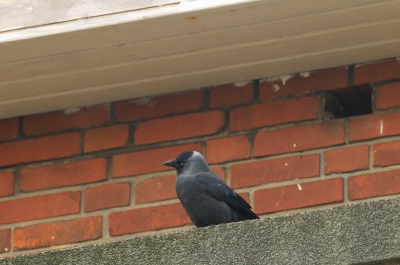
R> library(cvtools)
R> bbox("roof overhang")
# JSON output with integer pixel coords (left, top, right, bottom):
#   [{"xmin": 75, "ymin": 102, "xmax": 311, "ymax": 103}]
[{"xmin": 1, "ymin": 0, "xmax": 400, "ymax": 119}]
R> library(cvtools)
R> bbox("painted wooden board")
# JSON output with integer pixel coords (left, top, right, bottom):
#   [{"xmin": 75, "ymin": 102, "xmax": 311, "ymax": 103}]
[
  {"xmin": 1, "ymin": 39, "xmax": 399, "ymax": 119},
  {"xmin": 2, "ymin": 0, "xmax": 400, "ymax": 82},
  {"xmin": 0, "ymin": 0, "xmax": 388, "ymax": 63},
  {"xmin": 0, "ymin": 0, "xmax": 179, "ymax": 32},
  {"xmin": 0, "ymin": 0, "xmax": 400, "ymax": 119},
  {"xmin": 1, "ymin": 18, "xmax": 400, "ymax": 100}
]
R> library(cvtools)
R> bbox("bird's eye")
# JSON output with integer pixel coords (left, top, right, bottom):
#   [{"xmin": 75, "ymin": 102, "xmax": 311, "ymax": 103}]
[{"xmin": 180, "ymin": 163, "xmax": 184, "ymax": 166}]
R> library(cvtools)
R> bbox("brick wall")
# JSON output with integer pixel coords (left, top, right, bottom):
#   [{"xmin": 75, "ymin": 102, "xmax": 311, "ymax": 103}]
[{"xmin": 1, "ymin": 57, "xmax": 400, "ymax": 257}]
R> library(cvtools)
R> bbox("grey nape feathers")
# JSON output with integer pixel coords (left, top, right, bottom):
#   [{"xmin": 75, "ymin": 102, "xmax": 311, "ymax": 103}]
[{"xmin": 163, "ymin": 151, "xmax": 259, "ymax": 227}]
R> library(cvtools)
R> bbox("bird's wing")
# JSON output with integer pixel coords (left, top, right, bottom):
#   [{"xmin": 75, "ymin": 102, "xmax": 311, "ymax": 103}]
[{"xmin": 195, "ymin": 173, "xmax": 259, "ymax": 219}]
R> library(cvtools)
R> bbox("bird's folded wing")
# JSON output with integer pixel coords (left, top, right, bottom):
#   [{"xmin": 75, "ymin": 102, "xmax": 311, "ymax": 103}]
[{"xmin": 195, "ymin": 173, "xmax": 258, "ymax": 219}]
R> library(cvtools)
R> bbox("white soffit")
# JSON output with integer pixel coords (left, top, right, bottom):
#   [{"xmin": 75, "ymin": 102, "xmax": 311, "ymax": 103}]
[{"xmin": 1, "ymin": 0, "xmax": 400, "ymax": 119}]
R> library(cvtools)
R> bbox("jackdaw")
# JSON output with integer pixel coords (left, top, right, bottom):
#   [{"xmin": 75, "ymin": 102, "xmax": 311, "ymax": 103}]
[{"xmin": 163, "ymin": 151, "xmax": 259, "ymax": 227}]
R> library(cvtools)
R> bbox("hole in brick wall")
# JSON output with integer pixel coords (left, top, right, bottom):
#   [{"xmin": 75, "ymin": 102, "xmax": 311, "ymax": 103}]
[{"xmin": 324, "ymin": 85, "xmax": 373, "ymax": 119}]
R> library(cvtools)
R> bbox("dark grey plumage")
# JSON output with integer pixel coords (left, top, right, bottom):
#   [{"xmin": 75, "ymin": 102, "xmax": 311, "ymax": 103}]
[{"xmin": 163, "ymin": 151, "xmax": 259, "ymax": 227}]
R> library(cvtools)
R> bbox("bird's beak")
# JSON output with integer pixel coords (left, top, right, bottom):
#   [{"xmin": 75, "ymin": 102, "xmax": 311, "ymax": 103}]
[{"xmin": 163, "ymin": 159, "xmax": 179, "ymax": 168}]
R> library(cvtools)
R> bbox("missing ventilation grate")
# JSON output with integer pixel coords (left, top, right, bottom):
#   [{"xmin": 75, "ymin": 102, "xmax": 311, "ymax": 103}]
[{"xmin": 322, "ymin": 85, "xmax": 373, "ymax": 120}]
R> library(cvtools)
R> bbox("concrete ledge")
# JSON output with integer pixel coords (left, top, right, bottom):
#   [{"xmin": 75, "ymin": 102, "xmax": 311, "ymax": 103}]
[{"xmin": 2, "ymin": 197, "xmax": 400, "ymax": 265}]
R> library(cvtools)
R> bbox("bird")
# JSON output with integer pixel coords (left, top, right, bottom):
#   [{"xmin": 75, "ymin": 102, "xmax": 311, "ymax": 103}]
[{"xmin": 163, "ymin": 151, "xmax": 259, "ymax": 227}]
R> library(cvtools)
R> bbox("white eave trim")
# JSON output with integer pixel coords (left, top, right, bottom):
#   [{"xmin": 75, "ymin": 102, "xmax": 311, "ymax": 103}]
[{"xmin": 0, "ymin": 0, "xmax": 400, "ymax": 119}]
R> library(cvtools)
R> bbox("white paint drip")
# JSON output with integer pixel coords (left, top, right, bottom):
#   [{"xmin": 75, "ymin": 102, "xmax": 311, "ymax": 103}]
[
  {"xmin": 297, "ymin": 184, "xmax": 302, "ymax": 191},
  {"xmin": 273, "ymin": 84, "xmax": 280, "ymax": 92},
  {"xmin": 280, "ymin": 75, "xmax": 293, "ymax": 86},
  {"xmin": 285, "ymin": 163, "xmax": 288, "ymax": 166},
  {"xmin": 4, "ymin": 248, "xmax": 8, "ymax": 252},
  {"xmin": 300, "ymin": 72, "xmax": 310, "ymax": 78},
  {"xmin": 293, "ymin": 143, "xmax": 297, "ymax": 148},
  {"xmin": 131, "ymin": 97, "xmax": 156, "ymax": 107},
  {"xmin": 380, "ymin": 120, "xmax": 384, "ymax": 134},
  {"xmin": 260, "ymin": 74, "xmax": 293, "ymax": 86},
  {"xmin": 234, "ymin": 81, "xmax": 251, "ymax": 87},
  {"xmin": 64, "ymin": 107, "xmax": 81, "ymax": 114}
]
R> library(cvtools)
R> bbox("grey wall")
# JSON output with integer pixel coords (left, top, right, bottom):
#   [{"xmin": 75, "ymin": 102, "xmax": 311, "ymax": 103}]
[{"xmin": 1, "ymin": 197, "xmax": 400, "ymax": 265}]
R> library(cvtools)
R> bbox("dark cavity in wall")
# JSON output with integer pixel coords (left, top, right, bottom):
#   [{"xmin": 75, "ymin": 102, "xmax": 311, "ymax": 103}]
[
  {"xmin": 322, "ymin": 85, "xmax": 373, "ymax": 120},
  {"xmin": 329, "ymin": 85, "xmax": 373, "ymax": 117}
]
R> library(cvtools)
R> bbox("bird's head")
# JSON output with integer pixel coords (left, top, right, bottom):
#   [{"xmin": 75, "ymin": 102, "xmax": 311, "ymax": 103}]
[{"xmin": 163, "ymin": 151, "xmax": 209, "ymax": 174}]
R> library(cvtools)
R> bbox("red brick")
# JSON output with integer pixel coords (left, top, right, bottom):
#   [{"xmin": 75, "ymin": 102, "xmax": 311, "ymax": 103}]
[
  {"xmin": 254, "ymin": 178, "xmax": 343, "ymax": 214},
  {"xmin": 0, "ymin": 118, "xmax": 19, "ymax": 142},
  {"xmin": 348, "ymin": 169, "xmax": 400, "ymax": 200},
  {"xmin": 206, "ymin": 135, "xmax": 250, "ymax": 164},
  {"xmin": 354, "ymin": 59, "xmax": 400, "ymax": 85},
  {"xmin": 20, "ymin": 158, "xmax": 107, "ymax": 192},
  {"xmin": 349, "ymin": 111, "xmax": 400, "ymax": 142},
  {"xmin": 254, "ymin": 120, "xmax": 344, "ymax": 157},
  {"xmin": 0, "ymin": 133, "xmax": 80, "ymax": 167},
  {"xmin": 324, "ymin": 145, "xmax": 369, "ymax": 175},
  {"xmin": 109, "ymin": 203, "xmax": 191, "ymax": 236},
  {"xmin": 85, "ymin": 183, "xmax": 130, "ymax": 212},
  {"xmin": 259, "ymin": 67, "xmax": 348, "ymax": 100},
  {"xmin": 0, "ymin": 191, "xmax": 80, "ymax": 225},
  {"xmin": 115, "ymin": 90, "xmax": 202, "ymax": 122},
  {"xmin": 135, "ymin": 110, "xmax": 225, "ymax": 145},
  {"xmin": 14, "ymin": 216, "xmax": 102, "ymax": 250},
  {"xmin": 230, "ymin": 96, "xmax": 320, "ymax": 132},
  {"xmin": 374, "ymin": 140, "xmax": 400, "ymax": 167},
  {"xmin": 0, "ymin": 229, "xmax": 10, "ymax": 254},
  {"xmin": 231, "ymin": 154, "xmax": 319, "ymax": 189},
  {"xmin": 113, "ymin": 143, "xmax": 202, "ymax": 178},
  {"xmin": 23, "ymin": 104, "xmax": 109, "ymax": 136},
  {"xmin": 84, "ymin": 124, "xmax": 129, "ymax": 153},
  {"xmin": 0, "ymin": 172, "xmax": 14, "ymax": 197},
  {"xmin": 210, "ymin": 82, "xmax": 253, "ymax": 108},
  {"xmin": 135, "ymin": 174, "xmax": 177, "ymax": 204},
  {"xmin": 135, "ymin": 167, "xmax": 225, "ymax": 205},
  {"xmin": 376, "ymin": 82, "xmax": 400, "ymax": 110}
]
